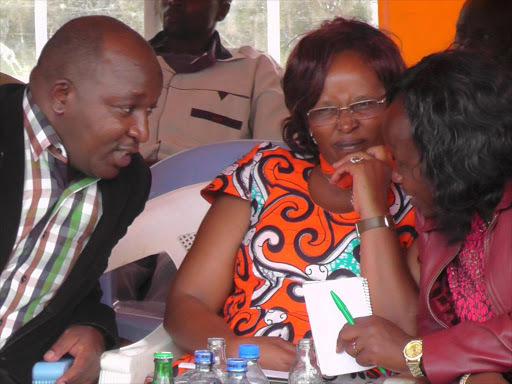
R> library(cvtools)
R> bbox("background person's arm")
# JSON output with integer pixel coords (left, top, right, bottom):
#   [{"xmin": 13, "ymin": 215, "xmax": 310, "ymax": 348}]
[
  {"xmin": 336, "ymin": 313, "xmax": 512, "ymax": 382},
  {"xmin": 467, "ymin": 373, "xmax": 510, "ymax": 384},
  {"xmin": 248, "ymin": 51, "xmax": 289, "ymax": 142},
  {"xmin": 421, "ymin": 312, "xmax": 512, "ymax": 383},
  {"xmin": 0, "ymin": 72, "xmax": 23, "ymax": 85},
  {"xmin": 164, "ymin": 194, "xmax": 296, "ymax": 371}
]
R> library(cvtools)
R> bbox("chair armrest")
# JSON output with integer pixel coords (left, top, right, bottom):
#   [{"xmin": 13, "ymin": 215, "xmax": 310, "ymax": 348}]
[{"xmin": 99, "ymin": 324, "xmax": 184, "ymax": 384}]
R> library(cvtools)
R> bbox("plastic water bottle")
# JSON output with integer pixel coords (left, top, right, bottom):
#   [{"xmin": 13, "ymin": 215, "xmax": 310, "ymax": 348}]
[
  {"xmin": 238, "ymin": 344, "xmax": 269, "ymax": 384},
  {"xmin": 288, "ymin": 339, "xmax": 323, "ymax": 384},
  {"xmin": 152, "ymin": 351, "xmax": 174, "ymax": 384},
  {"xmin": 175, "ymin": 350, "xmax": 221, "ymax": 384},
  {"xmin": 225, "ymin": 358, "xmax": 251, "ymax": 384},
  {"xmin": 208, "ymin": 337, "xmax": 228, "ymax": 382}
]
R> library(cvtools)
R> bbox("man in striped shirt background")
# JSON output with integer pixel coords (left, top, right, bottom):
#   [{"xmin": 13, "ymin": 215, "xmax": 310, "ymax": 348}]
[{"xmin": 0, "ymin": 15, "xmax": 163, "ymax": 384}]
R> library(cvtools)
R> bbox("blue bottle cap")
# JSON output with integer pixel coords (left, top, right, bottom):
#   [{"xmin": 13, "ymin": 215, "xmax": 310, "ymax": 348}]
[
  {"xmin": 238, "ymin": 344, "xmax": 259, "ymax": 359},
  {"xmin": 227, "ymin": 358, "xmax": 247, "ymax": 372},
  {"xmin": 32, "ymin": 358, "xmax": 73, "ymax": 381},
  {"xmin": 194, "ymin": 349, "xmax": 212, "ymax": 364}
]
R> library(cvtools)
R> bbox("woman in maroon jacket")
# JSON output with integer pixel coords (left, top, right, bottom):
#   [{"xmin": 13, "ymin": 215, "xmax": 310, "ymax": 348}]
[{"xmin": 333, "ymin": 50, "xmax": 512, "ymax": 384}]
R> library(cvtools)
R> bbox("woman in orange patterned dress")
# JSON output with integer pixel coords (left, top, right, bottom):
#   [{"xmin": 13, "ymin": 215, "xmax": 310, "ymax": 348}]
[{"xmin": 165, "ymin": 17, "xmax": 419, "ymax": 381}]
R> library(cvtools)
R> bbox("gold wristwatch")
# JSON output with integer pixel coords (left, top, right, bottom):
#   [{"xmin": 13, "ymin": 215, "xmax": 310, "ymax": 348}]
[{"xmin": 403, "ymin": 339, "xmax": 424, "ymax": 377}]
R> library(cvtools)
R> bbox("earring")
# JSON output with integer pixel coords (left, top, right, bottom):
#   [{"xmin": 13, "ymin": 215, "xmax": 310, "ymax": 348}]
[{"xmin": 309, "ymin": 130, "xmax": 317, "ymax": 144}]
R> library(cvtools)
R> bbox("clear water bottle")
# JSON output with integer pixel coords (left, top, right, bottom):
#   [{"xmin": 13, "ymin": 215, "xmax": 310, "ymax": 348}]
[
  {"xmin": 225, "ymin": 358, "xmax": 251, "ymax": 384},
  {"xmin": 173, "ymin": 359, "xmax": 194, "ymax": 384},
  {"xmin": 175, "ymin": 350, "xmax": 222, "ymax": 384},
  {"xmin": 288, "ymin": 339, "xmax": 323, "ymax": 384},
  {"xmin": 238, "ymin": 344, "xmax": 269, "ymax": 384},
  {"xmin": 152, "ymin": 351, "xmax": 174, "ymax": 384},
  {"xmin": 208, "ymin": 337, "xmax": 228, "ymax": 382}
]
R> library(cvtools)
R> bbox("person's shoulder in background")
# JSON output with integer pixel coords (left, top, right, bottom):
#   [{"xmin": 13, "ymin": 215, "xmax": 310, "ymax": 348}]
[
  {"xmin": 227, "ymin": 45, "xmax": 283, "ymax": 72},
  {"xmin": 0, "ymin": 72, "xmax": 23, "ymax": 86}
]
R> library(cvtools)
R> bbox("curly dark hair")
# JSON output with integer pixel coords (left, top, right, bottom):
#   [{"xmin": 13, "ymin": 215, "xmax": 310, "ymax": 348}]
[
  {"xmin": 455, "ymin": 0, "xmax": 512, "ymax": 72},
  {"xmin": 388, "ymin": 50, "xmax": 512, "ymax": 243},
  {"xmin": 282, "ymin": 17, "xmax": 405, "ymax": 161}
]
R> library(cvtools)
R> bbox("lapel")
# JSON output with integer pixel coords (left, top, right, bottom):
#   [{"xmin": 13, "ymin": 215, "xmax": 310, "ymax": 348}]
[
  {"xmin": 0, "ymin": 84, "xmax": 26, "ymax": 270},
  {"xmin": 99, "ymin": 170, "xmax": 131, "ymax": 217},
  {"xmin": 52, "ymin": 165, "xmax": 132, "ymax": 282}
]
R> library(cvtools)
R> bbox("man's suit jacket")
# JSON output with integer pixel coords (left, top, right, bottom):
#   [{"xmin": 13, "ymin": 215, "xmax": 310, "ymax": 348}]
[{"xmin": 0, "ymin": 83, "xmax": 152, "ymax": 383}]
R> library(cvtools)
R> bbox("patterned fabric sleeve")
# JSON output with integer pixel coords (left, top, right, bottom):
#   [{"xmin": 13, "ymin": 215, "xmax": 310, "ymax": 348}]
[
  {"xmin": 201, "ymin": 141, "xmax": 416, "ymax": 250},
  {"xmin": 201, "ymin": 141, "xmax": 272, "ymax": 203},
  {"xmin": 389, "ymin": 183, "xmax": 416, "ymax": 249}
]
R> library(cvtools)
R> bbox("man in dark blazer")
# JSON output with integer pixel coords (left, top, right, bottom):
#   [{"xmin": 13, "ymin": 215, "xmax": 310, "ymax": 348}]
[{"xmin": 0, "ymin": 16, "xmax": 162, "ymax": 384}]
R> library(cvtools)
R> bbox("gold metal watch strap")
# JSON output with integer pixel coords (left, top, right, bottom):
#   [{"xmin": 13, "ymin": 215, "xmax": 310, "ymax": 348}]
[
  {"xmin": 355, "ymin": 214, "xmax": 394, "ymax": 238},
  {"xmin": 403, "ymin": 339, "xmax": 424, "ymax": 378},
  {"xmin": 406, "ymin": 360, "xmax": 424, "ymax": 378}
]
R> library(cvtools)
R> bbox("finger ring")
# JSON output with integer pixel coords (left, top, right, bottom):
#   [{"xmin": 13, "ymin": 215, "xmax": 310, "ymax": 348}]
[
  {"xmin": 351, "ymin": 339, "xmax": 359, "ymax": 355},
  {"xmin": 349, "ymin": 155, "xmax": 363, "ymax": 164}
]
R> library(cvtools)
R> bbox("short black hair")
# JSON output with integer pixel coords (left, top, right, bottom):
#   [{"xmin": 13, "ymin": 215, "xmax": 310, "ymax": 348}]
[{"xmin": 389, "ymin": 50, "xmax": 512, "ymax": 243}]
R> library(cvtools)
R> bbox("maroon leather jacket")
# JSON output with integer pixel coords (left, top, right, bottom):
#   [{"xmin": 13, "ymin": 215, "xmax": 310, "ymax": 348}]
[{"xmin": 415, "ymin": 181, "xmax": 512, "ymax": 384}]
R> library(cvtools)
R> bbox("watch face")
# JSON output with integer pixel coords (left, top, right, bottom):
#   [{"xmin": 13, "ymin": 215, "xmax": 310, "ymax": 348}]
[{"xmin": 405, "ymin": 340, "xmax": 422, "ymax": 358}]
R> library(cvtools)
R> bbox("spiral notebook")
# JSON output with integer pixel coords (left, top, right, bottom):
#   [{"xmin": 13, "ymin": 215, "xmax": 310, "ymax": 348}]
[{"xmin": 303, "ymin": 277, "xmax": 374, "ymax": 376}]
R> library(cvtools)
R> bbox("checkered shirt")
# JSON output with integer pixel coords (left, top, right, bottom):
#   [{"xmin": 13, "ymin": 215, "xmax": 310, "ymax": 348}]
[{"xmin": 0, "ymin": 88, "xmax": 102, "ymax": 348}]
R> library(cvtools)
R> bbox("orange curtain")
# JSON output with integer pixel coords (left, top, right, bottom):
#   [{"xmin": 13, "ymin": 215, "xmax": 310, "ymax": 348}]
[{"xmin": 378, "ymin": 0, "xmax": 465, "ymax": 66}]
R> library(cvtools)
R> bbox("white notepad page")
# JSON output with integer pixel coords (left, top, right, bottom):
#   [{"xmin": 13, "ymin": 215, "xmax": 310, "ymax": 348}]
[{"xmin": 303, "ymin": 277, "xmax": 375, "ymax": 376}]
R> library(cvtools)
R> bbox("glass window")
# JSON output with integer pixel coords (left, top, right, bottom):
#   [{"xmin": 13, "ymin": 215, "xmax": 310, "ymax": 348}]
[
  {"xmin": 46, "ymin": 0, "xmax": 144, "ymax": 39},
  {"xmin": 218, "ymin": 0, "xmax": 378, "ymax": 64},
  {"xmin": 1, "ymin": 1, "xmax": 36, "ymax": 82},
  {"xmin": 1, "ymin": 0, "xmax": 144, "ymax": 82},
  {"xmin": 1, "ymin": 0, "xmax": 377, "ymax": 82}
]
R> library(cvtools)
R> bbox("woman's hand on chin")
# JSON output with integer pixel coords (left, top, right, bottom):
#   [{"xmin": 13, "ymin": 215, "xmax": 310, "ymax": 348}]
[{"xmin": 331, "ymin": 146, "xmax": 392, "ymax": 218}]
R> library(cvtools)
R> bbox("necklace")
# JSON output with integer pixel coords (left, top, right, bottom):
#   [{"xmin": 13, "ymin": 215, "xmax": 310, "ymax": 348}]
[
  {"xmin": 322, "ymin": 172, "xmax": 332, "ymax": 183},
  {"xmin": 314, "ymin": 166, "xmax": 354, "ymax": 207},
  {"xmin": 319, "ymin": 154, "xmax": 353, "ymax": 189}
]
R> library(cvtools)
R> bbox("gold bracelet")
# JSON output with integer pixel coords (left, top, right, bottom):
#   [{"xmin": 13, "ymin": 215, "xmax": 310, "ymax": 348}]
[{"xmin": 459, "ymin": 373, "xmax": 471, "ymax": 384}]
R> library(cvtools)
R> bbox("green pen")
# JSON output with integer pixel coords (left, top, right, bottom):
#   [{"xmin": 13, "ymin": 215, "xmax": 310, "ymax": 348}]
[{"xmin": 330, "ymin": 290, "xmax": 387, "ymax": 376}]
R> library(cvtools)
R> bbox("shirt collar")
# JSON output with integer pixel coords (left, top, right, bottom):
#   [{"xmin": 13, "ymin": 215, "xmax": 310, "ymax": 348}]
[
  {"xmin": 496, "ymin": 179, "xmax": 512, "ymax": 211},
  {"xmin": 23, "ymin": 87, "xmax": 67, "ymax": 163},
  {"xmin": 150, "ymin": 30, "xmax": 232, "ymax": 74}
]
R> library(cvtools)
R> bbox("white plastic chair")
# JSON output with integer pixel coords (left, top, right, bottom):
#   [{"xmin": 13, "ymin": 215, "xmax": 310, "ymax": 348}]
[
  {"xmin": 99, "ymin": 140, "xmax": 274, "ymax": 384},
  {"xmin": 104, "ymin": 182, "xmax": 210, "ymax": 274},
  {"xmin": 100, "ymin": 140, "xmax": 269, "ymax": 341},
  {"xmin": 99, "ymin": 182, "xmax": 209, "ymax": 384}
]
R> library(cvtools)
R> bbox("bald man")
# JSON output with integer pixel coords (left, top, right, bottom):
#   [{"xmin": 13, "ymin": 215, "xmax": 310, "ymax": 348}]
[{"xmin": 0, "ymin": 16, "xmax": 162, "ymax": 384}]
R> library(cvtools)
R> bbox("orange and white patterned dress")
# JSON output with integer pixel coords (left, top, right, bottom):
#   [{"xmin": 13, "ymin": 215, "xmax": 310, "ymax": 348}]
[{"xmin": 201, "ymin": 142, "xmax": 416, "ymax": 344}]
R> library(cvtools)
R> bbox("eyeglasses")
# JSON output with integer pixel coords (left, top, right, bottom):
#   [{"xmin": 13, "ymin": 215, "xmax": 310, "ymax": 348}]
[{"xmin": 307, "ymin": 97, "xmax": 387, "ymax": 127}]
